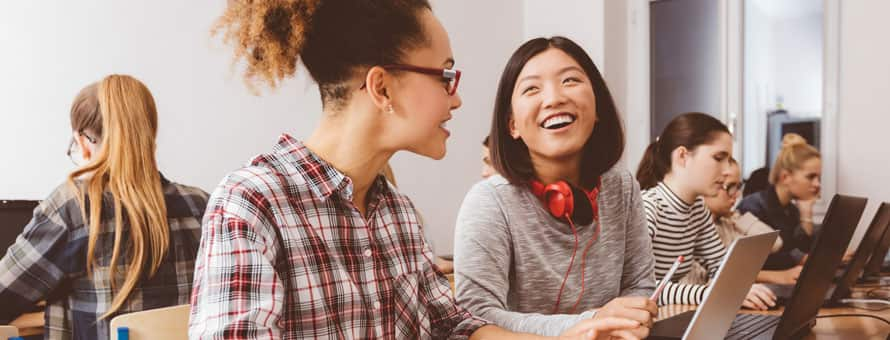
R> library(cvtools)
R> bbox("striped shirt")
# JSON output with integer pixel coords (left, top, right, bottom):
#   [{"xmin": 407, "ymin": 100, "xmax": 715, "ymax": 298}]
[
  {"xmin": 0, "ymin": 175, "xmax": 208, "ymax": 340},
  {"xmin": 188, "ymin": 134, "xmax": 487, "ymax": 339},
  {"xmin": 642, "ymin": 182, "xmax": 727, "ymax": 305}
]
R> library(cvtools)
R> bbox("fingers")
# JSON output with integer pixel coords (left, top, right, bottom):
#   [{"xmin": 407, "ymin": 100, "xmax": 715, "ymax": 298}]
[
  {"xmin": 572, "ymin": 317, "xmax": 640, "ymax": 339},
  {"xmin": 744, "ymin": 285, "xmax": 776, "ymax": 310},
  {"xmin": 605, "ymin": 329, "xmax": 643, "ymax": 340},
  {"xmin": 610, "ymin": 297, "xmax": 659, "ymax": 317}
]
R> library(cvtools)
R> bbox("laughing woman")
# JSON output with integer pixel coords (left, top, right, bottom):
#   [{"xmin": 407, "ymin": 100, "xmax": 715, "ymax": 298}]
[{"xmin": 454, "ymin": 36, "xmax": 657, "ymax": 339}]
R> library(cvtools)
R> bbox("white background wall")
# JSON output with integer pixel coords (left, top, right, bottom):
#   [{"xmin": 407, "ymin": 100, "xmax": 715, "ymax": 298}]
[{"xmin": 838, "ymin": 0, "xmax": 890, "ymax": 249}]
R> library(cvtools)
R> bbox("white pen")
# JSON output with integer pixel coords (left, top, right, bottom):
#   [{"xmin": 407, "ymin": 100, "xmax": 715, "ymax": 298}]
[{"xmin": 651, "ymin": 255, "xmax": 684, "ymax": 301}]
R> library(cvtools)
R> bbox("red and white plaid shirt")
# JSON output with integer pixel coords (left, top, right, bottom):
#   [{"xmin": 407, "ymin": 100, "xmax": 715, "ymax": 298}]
[{"xmin": 189, "ymin": 134, "xmax": 487, "ymax": 339}]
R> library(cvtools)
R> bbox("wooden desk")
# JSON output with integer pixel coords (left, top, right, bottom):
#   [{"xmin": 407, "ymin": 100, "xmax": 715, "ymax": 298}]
[
  {"xmin": 10, "ymin": 311, "xmax": 43, "ymax": 336},
  {"xmin": 658, "ymin": 300, "xmax": 890, "ymax": 339}
]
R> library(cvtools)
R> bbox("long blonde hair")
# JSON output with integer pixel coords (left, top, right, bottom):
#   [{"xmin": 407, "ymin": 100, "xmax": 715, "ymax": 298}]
[
  {"xmin": 769, "ymin": 133, "xmax": 821, "ymax": 184},
  {"xmin": 67, "ymin": 75, "xmax": 169, "ymax": 319}
]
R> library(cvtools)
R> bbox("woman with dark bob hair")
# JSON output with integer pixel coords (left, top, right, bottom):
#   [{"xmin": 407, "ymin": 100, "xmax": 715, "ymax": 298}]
[{"xmin": 454, "ymin": 36, "xmax": 657, "ymax": 339}]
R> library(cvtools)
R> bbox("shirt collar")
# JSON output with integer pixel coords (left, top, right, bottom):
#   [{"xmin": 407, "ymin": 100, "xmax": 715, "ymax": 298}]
[
  {"xmin": 657, "ymin": 181, "xmax": 694, "ymax": 213},
  {"xmin": 272, "ymin": 134, "xmax": 352, "ymax": 201}
]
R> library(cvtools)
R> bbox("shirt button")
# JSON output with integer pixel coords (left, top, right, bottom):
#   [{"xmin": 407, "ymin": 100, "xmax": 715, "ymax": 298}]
[
  {"xmin": 373, "ymin": 301, "xmax": 381, "ymax": 309},
  {"xmin": 364, "ymin": 248, "xmax": 373, "ymax": 257}
]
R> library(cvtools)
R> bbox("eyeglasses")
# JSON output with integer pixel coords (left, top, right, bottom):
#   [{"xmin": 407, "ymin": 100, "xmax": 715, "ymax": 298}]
[
  {"xmin": 722, "ymin": 182, "xmax": 743, "ymax": 196},
  {"xmin": 360, "ymin": 64, "xmax": 462, "ymax": 96},
  {"xmin": 66, "ymin": 131, "xmax": 98, "ymax": 166}
]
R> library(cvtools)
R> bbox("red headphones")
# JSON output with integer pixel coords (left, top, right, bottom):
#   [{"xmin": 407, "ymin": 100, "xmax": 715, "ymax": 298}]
[{"xmin": 529, "ymin": 178, "xmax": 602, "ymax": 313}]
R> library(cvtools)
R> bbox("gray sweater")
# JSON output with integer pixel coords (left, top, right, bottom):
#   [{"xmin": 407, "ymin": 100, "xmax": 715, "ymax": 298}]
[{"xmin": 453, "ymin": 168, "xmax": 655, "ymax": 336}]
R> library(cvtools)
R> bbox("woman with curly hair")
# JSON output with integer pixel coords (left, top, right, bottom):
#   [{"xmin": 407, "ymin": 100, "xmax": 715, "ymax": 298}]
[{"xmin": 187, "ymin": 1, "xmax": 642, "ymax": 339}]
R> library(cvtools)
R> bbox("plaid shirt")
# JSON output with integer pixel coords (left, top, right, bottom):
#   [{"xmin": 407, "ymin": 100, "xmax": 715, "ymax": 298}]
[
  {"xmin": 189, "ymin": 134, "xmax": 487, "ymax": 339},
  {"xmin": 0, "ymin": 175, "xmax": 208, "ymax": 340}
]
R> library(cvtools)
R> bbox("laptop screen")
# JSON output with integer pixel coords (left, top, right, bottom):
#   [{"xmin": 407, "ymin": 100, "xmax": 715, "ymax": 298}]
[
  {"xmin": 774, "ymin": 195, "xmax": 867, "ymax": 339},
  {"xmin": 832, "ymin": 203, "xmax": 890, "ymax": 300},
  {"xmin": 864, "ymin": 203, "xmax": 890, "ymax": 276},
  {"xmin": 0, "ymin": 200, "xmax": 40, "ymax": 254}
]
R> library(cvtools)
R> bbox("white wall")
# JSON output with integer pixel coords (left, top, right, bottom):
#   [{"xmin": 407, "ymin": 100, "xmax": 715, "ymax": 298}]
[
  {"xmin": 523, "ymin": 0, "xmax": 605, "ymax": 67},
  {"xmin": 0, "ymin": 0, "xmax": 525, "ymax": 255},
  {"xmin": 838, "ymin": 0, "xmax": 890, "ymax": 249}
]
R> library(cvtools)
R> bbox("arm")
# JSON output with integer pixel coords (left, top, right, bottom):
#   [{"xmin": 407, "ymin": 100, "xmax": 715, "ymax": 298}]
[
  {"xmin": 454, "ymin": 183, "xmax": 592, "ymax": 336},
  {"xmin": 0, "ymin": 195, "xmax": 71, "ymax": 323},
  {"xmin": 188, "ymin": 186, "xmax": 284, "ymax": 340},
  {"xmin": 619, "ymin": 177, "xmax": 656, "ymax": 297},
  {"xmin": 692, "ymin": 207, "xmax": 727, "ymax": 278}
]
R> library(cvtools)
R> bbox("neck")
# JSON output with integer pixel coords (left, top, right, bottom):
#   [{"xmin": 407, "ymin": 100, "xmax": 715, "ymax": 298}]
[
  {"xmin": 775, "ymin": 186, "xmax": 792, "ymax": 206},
  {"xmin": 662, "ymin": 173, "xmax": 698, "ymax": 205},
  {"xmin": 304, "ymin": 105, "xmax": 392, "ymax": 217},
  {"xmin": 530, "ymin": 152, "xmax": 582, "ymax": 187}
]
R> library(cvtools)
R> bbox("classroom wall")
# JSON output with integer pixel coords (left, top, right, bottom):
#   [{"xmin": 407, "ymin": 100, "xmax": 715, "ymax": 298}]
[{"xmin": 838, "ymin": 0, "xmax": 890, "ymax": 249}]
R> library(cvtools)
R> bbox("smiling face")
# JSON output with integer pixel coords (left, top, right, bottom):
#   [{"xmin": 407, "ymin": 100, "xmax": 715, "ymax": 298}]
[
  {"xmin": 386, "ymin": 9, "xmax": 461, "ymax": 160},
  {"xmin": 507, "ymin": 48, "xmax": 597, "ymax": 164}
]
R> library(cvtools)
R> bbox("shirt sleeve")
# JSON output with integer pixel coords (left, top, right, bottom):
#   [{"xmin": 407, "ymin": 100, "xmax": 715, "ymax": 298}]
[
  {"xmin": 656, "ymin": 280, "xmax": 709, "ymax": 305},
  {"xmin": 416, "ymin": 235, "xmax": 488, "ymax": 339},
  {"xmin": 0, "ymin": 195, "xmax": 71, "ymax": 323},
  {"xmin": 453, "ymin": 183, "xmax": 591, "ymax": 336},
  {"xmin": 188, "ymin": 184, "xmax": 285, "ymax": 340},
  {"xmin": 692, "ymin": 206, "xmax": 727, "ymax": 277},
  {"xmin": 619, "ymin": 176, "xmax": 656, "ymax": 298}
]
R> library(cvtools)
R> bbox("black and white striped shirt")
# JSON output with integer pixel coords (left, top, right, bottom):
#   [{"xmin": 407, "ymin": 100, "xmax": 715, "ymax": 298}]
[{"xmin": 642, "ymin": 182, "xmax": 727, "ymax": 305}]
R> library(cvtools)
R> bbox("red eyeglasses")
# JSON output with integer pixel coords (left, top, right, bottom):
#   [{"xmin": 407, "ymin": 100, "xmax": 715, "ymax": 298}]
[{"xmin": 360, "ymin": 64, "xmax": 462, "ymax": 96}]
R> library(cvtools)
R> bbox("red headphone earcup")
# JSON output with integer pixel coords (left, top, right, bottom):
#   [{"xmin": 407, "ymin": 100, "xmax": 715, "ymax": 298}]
[{"xmin": 544, "ymin": 182, "xmax": 574, "ymax": 219}]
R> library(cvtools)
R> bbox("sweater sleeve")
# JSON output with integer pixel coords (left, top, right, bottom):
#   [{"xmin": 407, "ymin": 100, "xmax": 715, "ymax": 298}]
[{"xmin": 453, "ymin": 182, "xmax": 592, "ymax": 336}]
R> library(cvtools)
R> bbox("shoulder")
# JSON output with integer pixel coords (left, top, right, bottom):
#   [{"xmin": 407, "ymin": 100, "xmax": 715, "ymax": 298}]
[
  {"xmin": 737, "ymin": 191, "xmax": 768, "ymax": 213},
  {"xmin": 163, "ymin": 180, "xmax": 210, "ymax": 219}
]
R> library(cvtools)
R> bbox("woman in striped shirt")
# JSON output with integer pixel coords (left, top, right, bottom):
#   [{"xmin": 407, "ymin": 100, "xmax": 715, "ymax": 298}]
[{"xmin": 635, "ymin": 112, "xmax": 776, "ymax": 310}]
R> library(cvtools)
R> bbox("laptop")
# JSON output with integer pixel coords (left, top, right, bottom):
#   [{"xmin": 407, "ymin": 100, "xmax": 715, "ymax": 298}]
[
  {"xmin": 768, "ymin": 199, "xmax": 878, "ymax": 304},
  {"xmin": 860, "ymin": 202, "xmax": 890, "ymax": 282},
  {"xmin": 0, "ymin": 199, "xmax": 39, "ymax": 254},
  {"xmin": 650, "ymin": 194, "xmax": 868, "ymax": 340},
  {"xmin": 648, "ymin": 231, "xmax": 779, "ymax": 340}
]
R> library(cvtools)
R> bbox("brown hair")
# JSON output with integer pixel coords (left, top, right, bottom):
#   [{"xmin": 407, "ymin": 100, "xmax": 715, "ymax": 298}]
[
  {"xmin": 214, "ymin": 0, "xmax": 431, "ymax": 106},
  {"xmin": 636, "ymin": 112, "xmax": 731, "ymax": 190},
  {"xmin": 489, "ymin": 36, "xmax": 624, "ymax": 189},
  {"xmin": 769, "ymin": 133, "xmax": 820, "ymax": 184},
  {"xmin": 68, "ymin": 75, "xmax": 169, "ymax": 319}
]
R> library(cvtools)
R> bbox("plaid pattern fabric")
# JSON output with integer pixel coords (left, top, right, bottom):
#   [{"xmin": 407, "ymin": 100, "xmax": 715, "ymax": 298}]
[
  {"xmin": 189, "ymin": 134, "xmax": 487, "ymax": 339},
  {"xmin": 0, "ymin": 175, "xmax": 208, "ymax": 340}
]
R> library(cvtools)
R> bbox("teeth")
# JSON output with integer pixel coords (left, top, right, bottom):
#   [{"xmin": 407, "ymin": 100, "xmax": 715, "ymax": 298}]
[
  {"xmin": 440, "ymin": 121, "xmax": 448, "ymax": 128},
  {"xmin": 542, "ymin": 114, "xmax": 575, "ymax": 129}
]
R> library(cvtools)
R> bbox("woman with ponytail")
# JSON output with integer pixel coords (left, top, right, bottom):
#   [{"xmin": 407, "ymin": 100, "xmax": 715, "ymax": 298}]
[
  {"xmin": 189, "ymin": 1, "xmax": 636, "ymax": 339},
  {"xmin": 0, "ymin": 75, "xmax": 209, "ymax": 339},
  {"xmin": 737, "ymin": 133, "xmax": 824, "ymax": 271},
  {"xmin": 636, "ymin": 112, "xmax": 776, "ymax": 310}
]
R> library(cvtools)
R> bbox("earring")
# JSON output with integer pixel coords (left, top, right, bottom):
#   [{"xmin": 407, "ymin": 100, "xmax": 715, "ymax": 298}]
[{"xmin": 386, "ymin": 104, "xmax": 395, "ymax": 114}]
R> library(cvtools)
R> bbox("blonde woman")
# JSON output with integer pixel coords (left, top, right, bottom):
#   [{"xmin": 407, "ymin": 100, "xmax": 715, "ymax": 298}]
[
  {"xmin": 0, "ymin": 75, "xmax": 208, "ymax": 339},
  {"xmin": 738, "ymin": 133, "xmax": 822, "ymax": 271}
]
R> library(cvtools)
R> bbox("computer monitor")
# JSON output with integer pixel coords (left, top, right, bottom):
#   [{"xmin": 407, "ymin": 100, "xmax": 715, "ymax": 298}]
[
  {"xmin": 0, "ymin": 200, "xmax": 39, "ymax": 253},
  {"xmin": 766, "ymin": 112, "xmax": 820, "ymax": 167},
  {"xmin": 830, "ymin": 202, "xmax": 890, "ymax": 301}
]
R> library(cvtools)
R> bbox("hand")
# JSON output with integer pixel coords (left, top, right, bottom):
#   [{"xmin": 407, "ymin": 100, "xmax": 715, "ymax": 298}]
[
  {"xmin": 796, "ymin": 199, "xmax": 816, "ymax": 216},
  {"xmin": 764, "ymin": 266, "xmax": 802, "ymax": 285},
  {"xmin": 435, "ymin": 257, "xmax": 454, "ymax": 274},
  {"xmin": 741, "ymin": 284, "xmax": 777, "ymax": 311},
  {"xmin": 591, "ymin": 297, "xmax": 657, "ymax": 339},
  {"xmin": 559, "ymin": 317, "xmax": 642, "ymax": 340}
]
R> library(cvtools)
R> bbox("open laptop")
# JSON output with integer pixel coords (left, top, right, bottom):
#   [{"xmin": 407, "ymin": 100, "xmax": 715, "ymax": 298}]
[
  {"xmin": 767, "ymin": 198, "xmax": 877, "ymax": 304},
  {"xmin": 0, "ymin": 199, "xmax": 39, "ymax": 254},
  {"xmin": 648, "ymin": 231, "xmax": 779, "ymax": 340},
  {"xmin": 860, "ymin": 202, "xmax": 890, "ymax": 282}
]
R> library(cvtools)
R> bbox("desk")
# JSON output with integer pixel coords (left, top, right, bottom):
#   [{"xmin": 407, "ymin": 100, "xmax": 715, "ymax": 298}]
[
  {"xmin": 10, "ymin": 311, "xmax": 43, "ymax": 337},
  {"xmin": 658, "ymin": 297, "xmax": 890, "ymax": 339}
]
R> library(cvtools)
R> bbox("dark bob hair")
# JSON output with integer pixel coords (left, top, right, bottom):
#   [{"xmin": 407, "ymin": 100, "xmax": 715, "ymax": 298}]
[{"xmin": 488, "ymin": 36, "xmax": 624, "ymax": 189}]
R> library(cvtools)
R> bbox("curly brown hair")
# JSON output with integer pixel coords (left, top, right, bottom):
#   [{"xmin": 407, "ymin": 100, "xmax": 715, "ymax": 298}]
[{"xmin": 214, "ymin": 0, "xmax": 431, "ymax": 106}]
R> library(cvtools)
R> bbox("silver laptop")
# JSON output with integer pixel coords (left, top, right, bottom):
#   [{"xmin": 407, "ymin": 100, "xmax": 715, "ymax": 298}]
[{"xmin": 649, "ymin": 231, "xmax": 779, "ymax": 340}]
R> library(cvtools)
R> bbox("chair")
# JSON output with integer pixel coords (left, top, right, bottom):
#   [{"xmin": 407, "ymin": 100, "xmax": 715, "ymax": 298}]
[
  {"xmin": 109, "ymin": 304, "xmax": 189, "ymax": 340},
  {"xmin": 0, "ymin": 325, "xmax": 19, "ymax": 339}
]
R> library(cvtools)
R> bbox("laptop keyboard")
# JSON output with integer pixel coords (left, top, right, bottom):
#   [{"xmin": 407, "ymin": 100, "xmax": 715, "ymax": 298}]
[{"xmin": 725, "ymin": 314, "xmax": 780, "ymax": 340}]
